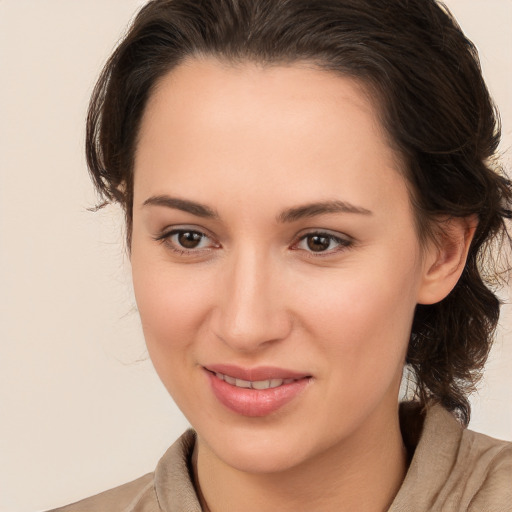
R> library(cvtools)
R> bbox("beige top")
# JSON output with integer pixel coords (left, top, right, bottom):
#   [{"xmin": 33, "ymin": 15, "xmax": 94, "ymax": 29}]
[{"xmin": 48, "ymin": 402, "xmax": 512, "ymax": 512}]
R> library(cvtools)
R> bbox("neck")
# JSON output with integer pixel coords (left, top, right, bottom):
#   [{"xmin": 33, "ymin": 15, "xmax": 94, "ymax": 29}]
[{"xmin": 193, "ymin": 405, "xmax": 408, "ymax": 512}]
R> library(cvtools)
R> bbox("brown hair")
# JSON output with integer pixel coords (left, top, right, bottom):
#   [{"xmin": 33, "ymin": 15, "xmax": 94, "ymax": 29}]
[{"xmin": 86, "ymin": 0, "xmax": 511, "ymax": 425}]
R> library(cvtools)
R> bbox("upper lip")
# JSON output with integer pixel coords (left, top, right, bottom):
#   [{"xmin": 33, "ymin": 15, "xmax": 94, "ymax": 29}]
[{"xmin": 204, "ymin": 364, "xmax": 310, "ymax": 381}]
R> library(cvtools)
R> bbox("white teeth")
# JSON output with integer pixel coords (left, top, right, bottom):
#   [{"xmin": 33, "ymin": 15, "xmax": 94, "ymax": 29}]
[
  {"xmin": 224, "ymin": 374, "xmax": 236, "ymax": 385},
  {"xmin": 215, "ymin": 372, "xmax": 296, "ymax": 389},
  {"xmin": 252, "ymin": 379, "xmax": 273, "ymax": 390},
  {"xmin": 235, "ymin": 378, "xmax": 252, "ymax": 388}
]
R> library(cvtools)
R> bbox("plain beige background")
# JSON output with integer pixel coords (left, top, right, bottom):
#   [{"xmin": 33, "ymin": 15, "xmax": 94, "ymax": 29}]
[{"xmin": 0, "ymin": 1, "xmax": 511, "ymax": 511}]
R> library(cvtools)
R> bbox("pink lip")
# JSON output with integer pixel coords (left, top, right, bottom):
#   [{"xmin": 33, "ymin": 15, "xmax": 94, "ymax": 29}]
[
  {"xmin": 204, "ymin": 365, "xmax": 312, "ymax": 417},
  {"xmin": 205, "ymin": 363, "xmax": 309, "ymax": 381}
]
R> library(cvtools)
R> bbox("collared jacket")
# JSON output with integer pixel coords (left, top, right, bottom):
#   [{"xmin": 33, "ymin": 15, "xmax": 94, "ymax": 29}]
[{"xmin": 47, "ymin": 402, "xmax": 512, "ymax": 512}]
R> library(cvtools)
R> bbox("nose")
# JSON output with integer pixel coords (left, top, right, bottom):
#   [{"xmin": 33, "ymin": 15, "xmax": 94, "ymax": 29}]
[{"xmin": 211, "ymin": 247, "xmax": 292, "ymax": 353}]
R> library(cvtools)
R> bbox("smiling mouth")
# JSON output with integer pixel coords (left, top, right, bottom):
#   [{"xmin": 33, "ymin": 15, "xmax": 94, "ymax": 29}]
[
  {"xmin": 212, "ymin": 371, "xmax": 300, "ymax": 390},
  {"xmin": 205, "ymin": 366, "xmax": 312, "ymax": 416}
]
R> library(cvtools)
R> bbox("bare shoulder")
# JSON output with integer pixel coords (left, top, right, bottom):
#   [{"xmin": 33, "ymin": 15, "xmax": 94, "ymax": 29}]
[{"xmin": 46, "ymin": 473, "xmax": 157, "ymax": 512}]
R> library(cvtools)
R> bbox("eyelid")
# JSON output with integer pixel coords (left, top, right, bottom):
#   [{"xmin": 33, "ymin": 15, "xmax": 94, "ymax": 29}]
[
  {"xmin": 291, "ymin": 229, "xmax": 354, "ymax": 256},
  {"xmin": 154, "ymin": 225, "xmax": 220, "ymax": 254},
  {"xmin": 153, "ymin": 225, "xmax": 353, "ymax": 257}
]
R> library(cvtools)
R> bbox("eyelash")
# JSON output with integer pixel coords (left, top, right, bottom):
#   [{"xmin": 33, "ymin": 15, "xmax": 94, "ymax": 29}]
[
  {"xmin": 293, "ymin": 231, "xmax": 353, "ymax": 257},
  {"xmin": 154, "ymin": 229, "xmax": 218, "ymax": 256},
  {"xmin": 154, "ymin": 228, "xmax": 353, "ymax": 258}
]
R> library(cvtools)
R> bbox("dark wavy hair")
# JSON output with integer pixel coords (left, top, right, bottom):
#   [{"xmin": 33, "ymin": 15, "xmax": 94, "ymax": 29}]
[{"xmin": 86, "ymin": 0, "xmax": 511, "ymax": 425}]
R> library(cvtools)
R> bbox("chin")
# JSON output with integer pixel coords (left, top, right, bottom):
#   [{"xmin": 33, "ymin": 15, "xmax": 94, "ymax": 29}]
[
  {"xmin": 197, "ymin": 419, "xmax": 327, "ymax": 475},
  {"xmin": 216, "ymin": 441, "xmax": 309, "ymax": 474}
]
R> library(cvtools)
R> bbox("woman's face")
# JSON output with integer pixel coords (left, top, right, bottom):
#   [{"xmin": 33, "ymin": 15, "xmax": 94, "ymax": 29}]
[{"xmin": 131, "ymin": 57, "xmax": 430, "ymax": 473}]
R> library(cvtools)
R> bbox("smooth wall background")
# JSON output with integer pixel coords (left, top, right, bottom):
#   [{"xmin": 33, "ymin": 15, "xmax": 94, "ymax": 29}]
[{"xmin": 0, "ymin": 1, "xmax": 510, "ymax": 511}]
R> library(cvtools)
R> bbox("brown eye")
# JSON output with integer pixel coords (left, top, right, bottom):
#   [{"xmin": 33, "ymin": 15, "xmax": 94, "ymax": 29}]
[
  {"xmin": 307, "ymin": 234, "xmax": 331, "ymax": 252},
  {"xmin": 155, "ymin": 228, "xmax": 214, "ymax": 253},
  {"xmin": 294, "ymin": 231, "xmax": 352, "ymax": 255},
  {"xmin": 155, "ymin": 228, "xmax": 219, "ymax": 256},
  {"xmin": 177, "ymin": 231, "xmax": 203, "ymax": 249}
]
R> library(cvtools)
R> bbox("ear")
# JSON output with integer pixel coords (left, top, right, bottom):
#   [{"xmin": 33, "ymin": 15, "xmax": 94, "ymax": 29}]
[{"xmin": 417, "ymin": 215, "xmax": 478, "ymax": 305}]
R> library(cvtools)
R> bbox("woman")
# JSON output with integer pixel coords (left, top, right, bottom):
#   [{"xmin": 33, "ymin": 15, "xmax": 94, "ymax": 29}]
[{"xmin": 49, "ymin": 0, "xmax": 511, "ymax": 510}]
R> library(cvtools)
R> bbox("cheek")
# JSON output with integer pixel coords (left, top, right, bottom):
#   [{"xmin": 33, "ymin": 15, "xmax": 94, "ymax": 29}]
[
  {"xmin": 295, "ymin": 250, "xmax": 421, "ymax": 383},
  {"xmin": 131, "ymin": 254, "xmax": 215, "ymax": 375}
]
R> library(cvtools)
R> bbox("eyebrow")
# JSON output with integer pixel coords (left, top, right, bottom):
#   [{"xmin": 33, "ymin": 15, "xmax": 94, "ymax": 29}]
[
  {"xmin": 143, "ymin": 195, "xmax": 219, "ymax": 218},
  {"xmin": 142, "ymin": 195, "xmax": 372, "ymax": 222},
  {"xmin": 277, "ymin": 200, "xmax": 373, "ymax": 223}
]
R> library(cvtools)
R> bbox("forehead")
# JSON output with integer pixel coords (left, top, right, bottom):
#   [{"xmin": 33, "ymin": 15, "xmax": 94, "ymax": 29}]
[
  {"xmin": 134, "ymin": 56, "xmax": 408, "ymax": 217},
  {"xmin": 139, "ymin": 56, "xmax": 386, "ymax": 149}
]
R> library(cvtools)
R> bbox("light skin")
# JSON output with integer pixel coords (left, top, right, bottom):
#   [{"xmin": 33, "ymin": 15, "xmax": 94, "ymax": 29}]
[{"xmin": 130, "ymin": 56, "xmax": 475, "ymax": 512}]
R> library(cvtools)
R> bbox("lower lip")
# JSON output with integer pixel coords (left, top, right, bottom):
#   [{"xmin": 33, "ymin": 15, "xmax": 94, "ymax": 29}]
[{"xmin": 206, "ymin": 370, "xmax": 311, "ymax": 417}]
